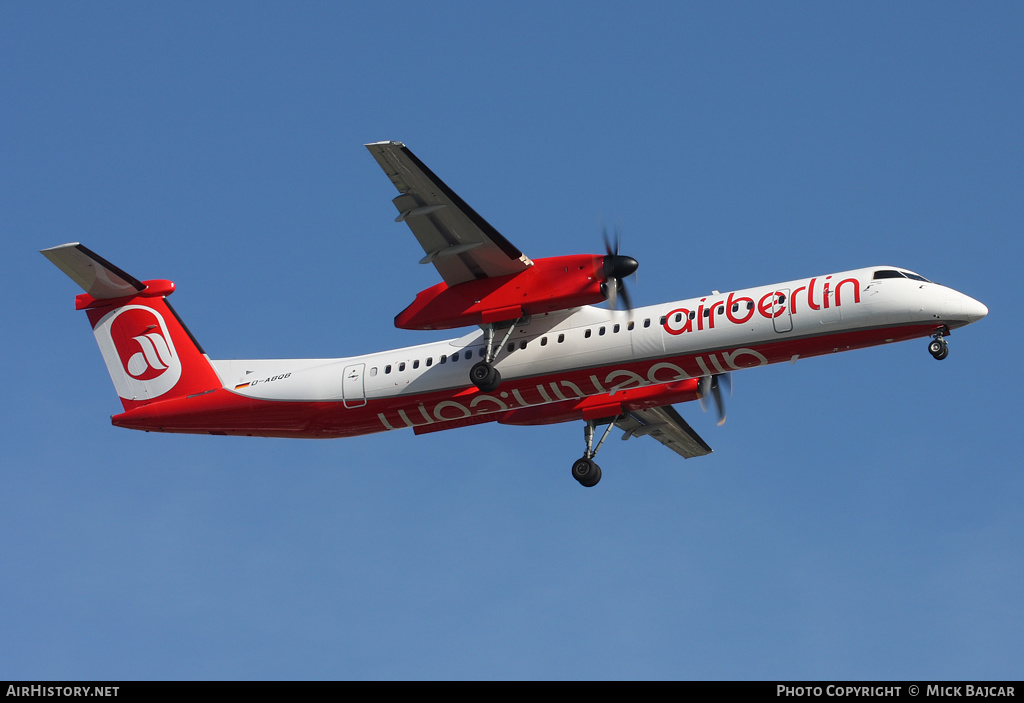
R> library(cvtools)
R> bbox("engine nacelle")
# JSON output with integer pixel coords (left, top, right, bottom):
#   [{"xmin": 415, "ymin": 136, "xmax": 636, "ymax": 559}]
[{"xmin": 395, "ymin": 254, "xmax": 606, "ymax": 330}]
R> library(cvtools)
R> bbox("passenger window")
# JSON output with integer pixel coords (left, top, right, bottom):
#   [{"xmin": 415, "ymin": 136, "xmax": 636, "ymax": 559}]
[
  {"xmin": 426, "ymin": 358, "xmax": 432, "ymax": 367},
  {"xmin": 627, "ymin": 321, "xmax": 634, "ymax": 331},
  {"xmin": 385, "ymin": 365, "xmax": 392, "ymax": 374},
  {"xmin": 478, "ymin": 348, "xmax": 486, "ymax": 358},
  {"xmin": 674, "ymin": 313, "xmax": 682, "ymax": 323},
  {"xmin": 370, "ymin": 367, "xmax": 378, "ymax": 377},
  {"xmin": 599, "ymin": 327, "xmax": 606, "ymax": 336},
  {"xmin": 508, "ymin": 342, "xmax": 515, "ymax": 353},
  {"xmin": 452, "ymin": 352, "xmax": 459, "ymax": 362},
  {"xmin": 732, "ymin": 303, "xmax": 739, "ymax": 313},
  {"xmin": 439, "ymin": 354, "xmax": 447, "ymax": 364},
  {"xmin": 644, "ymin": 319, "xmax": 651, "ymax": 328},
  {"xmin": 558, "ymin": 334, "xmax": 565, "ymax": 343},
  {"xmin": 399, "ymin": 362, "xmax": 406, "ymax": 372},
  {"xmin": 540, "ymin": 337, "xmax": 548, "ymax": 346},
  {"xmin": 689, "ymin": 311, "xmax": 696, "ymax": 320},
  {"xmin": 412, "ymin": 360, "xmax": 419, "ymax": 369},
  {"xmin": 519, "ymin": 340, "xmax": 527, "ymax": 350},
  {"xmin": 718, "ymin": 306, "xmax": 725, "ymax": 315},
  {"xmin": 585, "ymin": 329, "xmax": 592, "ymax": 338},
  {"xmin": 613, "ymin": 324, "xmax": 620, "ymax": 333},
  {"xmin": 659, "ymin": 316, "xmax": 666, "ymax": 325}
]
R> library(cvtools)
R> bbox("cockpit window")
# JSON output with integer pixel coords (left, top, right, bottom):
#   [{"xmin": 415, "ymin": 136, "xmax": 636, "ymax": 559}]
[{"xmin": 873, "ymin": 269, "xmax": 933, "ymax": 282}]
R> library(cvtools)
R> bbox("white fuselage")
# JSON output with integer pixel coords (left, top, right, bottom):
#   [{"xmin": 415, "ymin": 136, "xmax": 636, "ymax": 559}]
[{"xmin": 211, "ymin": 266, "xmax": 987, "ymax": 411}]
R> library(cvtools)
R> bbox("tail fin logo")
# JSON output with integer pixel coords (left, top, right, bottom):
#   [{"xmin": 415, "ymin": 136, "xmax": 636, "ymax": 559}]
[
  {"xmin": 124, "ymin": 331, "xmax": 173, "ymax": 379},
  {"xmin": 93, "ymin": 305, "xmax": 183, "ymax": 400}
]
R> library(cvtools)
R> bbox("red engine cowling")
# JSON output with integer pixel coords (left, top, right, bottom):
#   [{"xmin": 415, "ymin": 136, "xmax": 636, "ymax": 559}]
[{"xmin": 395, "ymin": 254, "xmax": 606, "ymax": 330}]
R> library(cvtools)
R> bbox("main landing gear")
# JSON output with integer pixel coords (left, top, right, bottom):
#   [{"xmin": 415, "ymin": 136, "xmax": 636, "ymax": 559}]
[
  {"xmin": 470, "ymin": 320, "xmax": 521, "ymax": 392},
  {"xmin": 928, "ymin": 327, "xmax": 950, "ymax": 361},
  {"xmin": 470, "ymin": 361, "xmax": 501, "ymax": 393},
  {"xmin": 572, "ymin": 418, "xmax": 620, "ymax": 487}
]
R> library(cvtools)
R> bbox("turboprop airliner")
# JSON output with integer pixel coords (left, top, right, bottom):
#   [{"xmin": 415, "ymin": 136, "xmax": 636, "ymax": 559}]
[{"xmin": 42, "ymin": 141, "xmax": 988, "ymax": 487}]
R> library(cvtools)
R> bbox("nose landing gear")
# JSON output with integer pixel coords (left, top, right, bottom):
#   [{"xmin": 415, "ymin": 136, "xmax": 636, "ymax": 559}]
[{"xmin": 928, "ymin": 327, "xmax": 949, "ymax": 360}]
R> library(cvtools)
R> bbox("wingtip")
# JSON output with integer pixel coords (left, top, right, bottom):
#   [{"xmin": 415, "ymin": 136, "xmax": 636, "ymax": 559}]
[
  {"xmin": 40, "ymin": 242, "xmax": 82, "ymax": 255},
  {"xmin": 365, "ymin": 140, "xmax": 405, "ymax": 148}
]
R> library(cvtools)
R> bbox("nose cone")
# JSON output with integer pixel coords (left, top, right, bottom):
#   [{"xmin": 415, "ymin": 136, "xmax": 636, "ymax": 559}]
[{"xmin": 963, "ymin": 295, "xmax": 988, "ymax": 323}]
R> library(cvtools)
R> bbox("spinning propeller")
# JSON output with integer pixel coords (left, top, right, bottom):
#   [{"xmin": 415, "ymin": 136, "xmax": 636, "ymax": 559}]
[
  {"xmin": 698, "ymin": 373, "xmax": 733, "ymax": 426},
  {"xmin": 600, "ymin": 226, "xmax": 639, "ymax": 310}
]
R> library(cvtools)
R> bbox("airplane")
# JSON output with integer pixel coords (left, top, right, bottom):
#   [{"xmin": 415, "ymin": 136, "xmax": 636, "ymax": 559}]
[{"xmin": 42, "ymin": 141, "xmax": 988, "ymax": 487}]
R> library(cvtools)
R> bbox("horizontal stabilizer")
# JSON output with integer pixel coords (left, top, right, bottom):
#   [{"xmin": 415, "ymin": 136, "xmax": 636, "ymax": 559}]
[{"xmin": 41, "ymin": 243, "xmax": 145, "ymax": 299}]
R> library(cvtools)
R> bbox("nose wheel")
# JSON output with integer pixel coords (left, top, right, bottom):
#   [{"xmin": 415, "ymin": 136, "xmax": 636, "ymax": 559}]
[{"xmin": 928, "ymin": 328, "xmax": 949, "ymax": 360}]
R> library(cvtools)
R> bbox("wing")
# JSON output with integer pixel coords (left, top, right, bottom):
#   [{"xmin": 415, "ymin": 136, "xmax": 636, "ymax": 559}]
[
  {"xmin": 615, "ymin": 405, "xmax": 713, "ymax": 459},
  {"xmin": 365, "ymin": 141, "xmax": 533, "ymax": 286}
]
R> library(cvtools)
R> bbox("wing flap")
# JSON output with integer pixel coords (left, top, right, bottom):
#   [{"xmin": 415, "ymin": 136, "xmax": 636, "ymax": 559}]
[
  {"xmin": 615, "ymin": 405, "xmax": 713, "ymax": 459},
  {"xmin": 365, "ymin": 141, "xmax": 532, "ymax": 286}
]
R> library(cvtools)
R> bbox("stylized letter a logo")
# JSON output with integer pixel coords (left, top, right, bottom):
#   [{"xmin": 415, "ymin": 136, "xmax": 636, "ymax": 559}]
[{"xmin": 93, "ymin": 305, "xmax": 183, "ymax": 400}]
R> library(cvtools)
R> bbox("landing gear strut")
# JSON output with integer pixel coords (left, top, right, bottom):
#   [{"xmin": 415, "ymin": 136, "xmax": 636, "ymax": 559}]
[
  {"xmin": 928, "ymin": 327, "xmax": 949, "ymax": 361},
  {"xmin": 572, "ymin": 418, "xmax": 619, "ymax": 487},
  {"xmin": 469, "ymin": 320, "xmax": 519, "ymax": 392}
]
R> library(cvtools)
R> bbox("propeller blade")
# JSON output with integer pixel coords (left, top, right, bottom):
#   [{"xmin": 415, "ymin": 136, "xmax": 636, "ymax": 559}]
[
  {"xmin": 618, "ymin": 280, "xmax": 633, "ymax": 311},
  {"xmin": 712, "ymin": 379, "xmax": 726, "ymax": 426},
  {"xmin": 604, "ymin": 278, "xmax": 619, "ymax": 309},
  {"xmin": 598, "ymin": 222, "xmax": 637, "ymax": 310},
  {"xmin": 698, "ymin": 373, "xmax": 733, "ymax": 426},
  {"xmin": 698, "ymin": 376, "xmax": 711, "ymax": 413}
]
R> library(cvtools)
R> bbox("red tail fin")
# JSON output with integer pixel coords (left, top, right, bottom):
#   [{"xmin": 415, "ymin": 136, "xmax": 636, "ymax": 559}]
[{"xmin": 42, "ymin": 244, "xmax": 222, "ymax": 411}]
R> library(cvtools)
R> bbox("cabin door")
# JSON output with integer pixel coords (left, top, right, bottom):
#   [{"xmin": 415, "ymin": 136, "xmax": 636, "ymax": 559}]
[
  {"xmin": 772, "ymin": 289, "xmax": 793, "ymax": 333},
  {"xmin": 342, "ymin": 363, "xmax": 367, "ymax": 408}
]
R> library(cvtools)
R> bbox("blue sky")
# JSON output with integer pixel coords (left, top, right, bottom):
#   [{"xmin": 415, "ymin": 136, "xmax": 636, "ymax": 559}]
[{"xmin": 2, "ymin": 2, "xmax": 1021, "ymax": 680}]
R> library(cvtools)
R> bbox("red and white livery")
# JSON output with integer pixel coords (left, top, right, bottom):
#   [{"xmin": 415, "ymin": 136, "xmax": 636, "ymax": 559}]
[{"xmin": 42, "ymin": 141, "xmax": 988, "ymax": 486}]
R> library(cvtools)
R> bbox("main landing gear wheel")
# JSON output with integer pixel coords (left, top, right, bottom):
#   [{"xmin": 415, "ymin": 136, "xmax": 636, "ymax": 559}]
[
  {"xmin": 572, "ymin": 457, "xmax": 602, "ymax": 487},
  {"xmin": 928, "ymin": 337, "xmax": 949, "ymax": 361},
  {"xmin": 470, "ymin": 361, "xmax": 501, "ymax": 392},
  {"xmin": 571, "ymin": 419, "xmax": 616, "ymax": 487}
]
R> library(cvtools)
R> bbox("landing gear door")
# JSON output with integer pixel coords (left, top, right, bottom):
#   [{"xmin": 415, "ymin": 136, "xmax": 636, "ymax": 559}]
[
  {"xmin": 342, "ymin": 363, "xmax": 367, "ymax": 408},
  {"xmin": 772, "ymin": 289, "xmax": 793, "ymax": 333}
]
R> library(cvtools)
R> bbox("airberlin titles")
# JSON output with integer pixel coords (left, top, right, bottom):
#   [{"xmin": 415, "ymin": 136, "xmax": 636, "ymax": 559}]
[
  {"xmin": 663, "ymin": 275, "xmax": 861, "ymax": 335},
  {"xmin": 376, "ymin": 350, "xmax": 768, "ymax": 431},
  {"xmin": 375, "ymin": 274, "xmax": 865, "ymax": 432}
]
